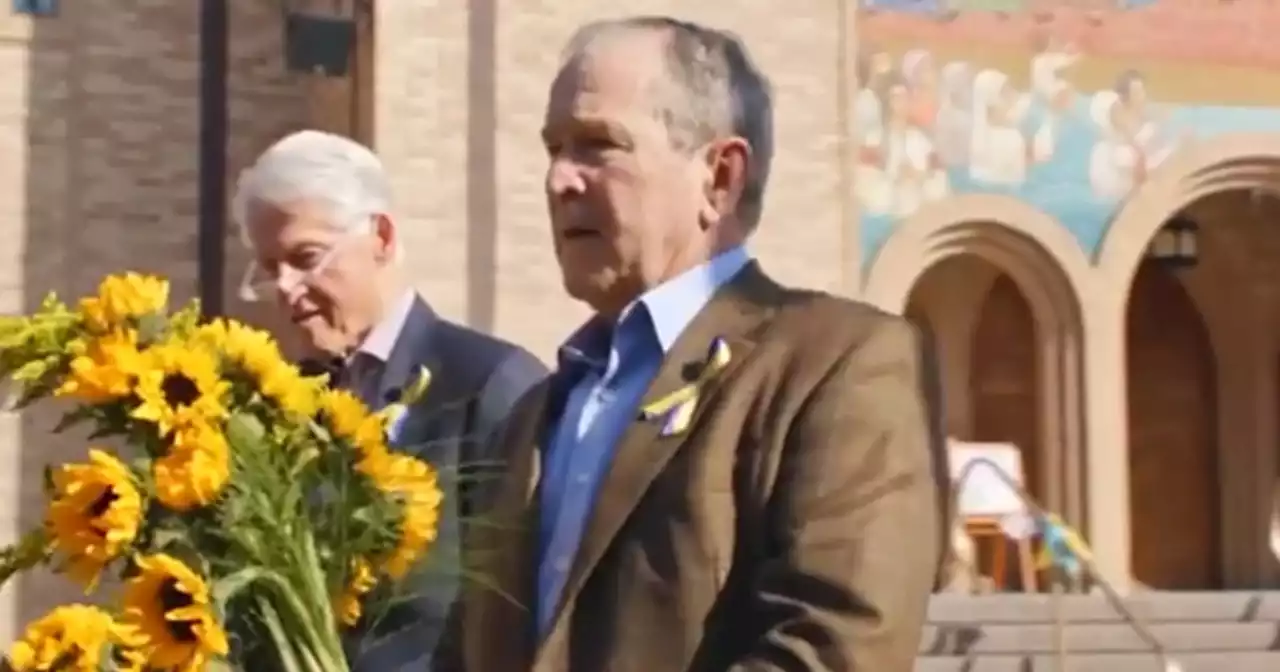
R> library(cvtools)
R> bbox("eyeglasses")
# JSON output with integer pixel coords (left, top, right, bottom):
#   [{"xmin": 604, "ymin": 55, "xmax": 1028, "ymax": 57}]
[{"xmin": 237, "ymin": 228, "xmax": 367, "ymax": 304}]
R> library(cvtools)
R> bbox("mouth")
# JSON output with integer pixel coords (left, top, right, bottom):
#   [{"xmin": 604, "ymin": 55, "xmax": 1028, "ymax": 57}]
[
  {"xmin": 290, "ymin": 308, "xmax": 323, "ymax": 325},
  {"xmin": 561, "ymin": 227, "xmax": 600, "ymax": 241}
]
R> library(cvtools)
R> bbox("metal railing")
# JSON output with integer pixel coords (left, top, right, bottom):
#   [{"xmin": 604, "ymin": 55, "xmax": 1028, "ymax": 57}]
[{"xmin": 949, "ymin": 457, "xmax": 1182, "ymax": 672}]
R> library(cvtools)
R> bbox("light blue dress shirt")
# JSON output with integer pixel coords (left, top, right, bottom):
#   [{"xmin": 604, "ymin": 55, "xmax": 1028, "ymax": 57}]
[{"xmin": 536, "ymin": 246, "xmax": 752, "ymax": 636}]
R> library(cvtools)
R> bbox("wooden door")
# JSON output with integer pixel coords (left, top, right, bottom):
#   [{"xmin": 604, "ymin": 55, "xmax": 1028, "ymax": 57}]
[{"xmin": 1126, "ymin": 265, "xmax": 1221, "ymax": 590}]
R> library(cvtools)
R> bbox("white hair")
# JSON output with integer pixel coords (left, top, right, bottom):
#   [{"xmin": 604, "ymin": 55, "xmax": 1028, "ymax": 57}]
[{"xmin": 232, "ymin": 130, "xmax": 394, "ymax": 253}]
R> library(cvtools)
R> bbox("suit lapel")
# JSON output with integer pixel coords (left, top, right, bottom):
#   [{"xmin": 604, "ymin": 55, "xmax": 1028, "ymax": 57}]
[
  {"xmin": 537, "ymin": 262, "xmax": 782, "ymax": 652},
  {"xmin": 376, "ymin": 296, "xmax": 437, "ymax": 410},
  {"xmin": 470, "ymin": 381, "xmax": 549, "ymax": 669}
]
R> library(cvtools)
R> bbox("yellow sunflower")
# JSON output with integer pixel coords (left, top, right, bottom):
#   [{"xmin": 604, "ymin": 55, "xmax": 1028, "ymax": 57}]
[
  {"xmin": 333, "ymin": 556, "xmax": 378, "ymax": 627},
  {"xmin": 153, "ymin": 424, "xmax": 231, "ymax": 511},
  {"xmin": 78, "ymin": 273, "xmax": 169, "ymax": 333},
  {"xmin": 195, "ymin": 319, "xmax": 320, "ymax": 418},
  {"xmin": 45, "ymin": 449, "xmax": 144, "ymax": 589},
  {"xmin": 321, "ymin": 388, "xmax": 387, "ymax": 456},
  {"xmin": 360, "ymin": 453, "xmax": 444, "ymax": 580},
  {"xmin": 121, "ymin": 553, "xmax": 229, "ymax": 672},
  {"xmin": 6, "ymin": 604, "xmax": 144, "ymax": 672},
  {"xmin": 131, "ymin": 340, "xmax": 229, "ymax": 435},
  {"xmin": 55, "ymin": 329, "xmax": 145, "ymax": 404}
]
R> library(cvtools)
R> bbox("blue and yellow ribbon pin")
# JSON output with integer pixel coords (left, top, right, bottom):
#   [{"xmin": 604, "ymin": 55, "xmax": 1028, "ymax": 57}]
[
  {"xmin": 1036, "ymin": 513, "xmax": 1093, "ymax": 577},
  {"xmin": 378, "ymin": 365, "xmax": 432, "ymax": 443},
  {"xmin": 640, "ymin": 337, "xmax": 732, "ymax": 437}
]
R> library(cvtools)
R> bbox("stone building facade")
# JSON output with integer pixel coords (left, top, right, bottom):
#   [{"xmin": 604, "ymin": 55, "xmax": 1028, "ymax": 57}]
[{"xmin": 1, "ymin": 0, "xmax": 1279, "ymax": 642}]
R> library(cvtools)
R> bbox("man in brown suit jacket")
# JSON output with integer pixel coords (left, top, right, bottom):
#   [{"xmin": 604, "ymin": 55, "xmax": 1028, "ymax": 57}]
[{"xmin": 453, "ymin": 16, "xmax": 940, "ymax": 672}]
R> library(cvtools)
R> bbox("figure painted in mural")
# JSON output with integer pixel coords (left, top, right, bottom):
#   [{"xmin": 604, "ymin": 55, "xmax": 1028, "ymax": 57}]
[
  {"xmin": 1029, "ymin": 36, "xmax": 1080, "ymax": 107},
  {"xmin": 1088, "ymin": 70, "xmax": 1182, "ymax": 200},
  {"xmin": 858, "ymin": 73, "xmax": 952, "ymax": 217},
  {"xmin": 451, "ymin": 15, "xmax": 941, "ymax": 672},
  {"xmin": 902, "ymin": 49, "xmax": 942, "ymax": 128},
  {"xmin": 968, "ymin": 68, "xmax": 1060, "ymax": 186},
  {"xmin": 935, "ymin": 60, "xmax": 976, "ymax": 168},
  {"xmin": 233, "ymin": 130, "xmax": 549, "ymax": 671},
  {"xmin": 856, "ymin": 47, "xmax": 897, "ymax": 142}
]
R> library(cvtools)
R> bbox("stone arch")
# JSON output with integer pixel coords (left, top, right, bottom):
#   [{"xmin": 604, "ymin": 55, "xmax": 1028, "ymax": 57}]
[
  {"xmin": 1096, "ymin": 133, "xmax": 1280, "ymax": 288},
  {"xmin": 863, "ymin": 194, "xmax": 1091, "ymax": 326},
  {"xmin": 1095, "ymin": 137, "xmax": 1280, "ymax": 586},
  {"xmin": 862, "ymin": 193, "xmax": 1090, "ymax": 524}
]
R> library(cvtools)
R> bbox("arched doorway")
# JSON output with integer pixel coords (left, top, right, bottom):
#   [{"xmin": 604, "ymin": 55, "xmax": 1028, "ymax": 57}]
[
  {"xmin": 1125, "ymin": 264, "xmax": 1221, "ymax": 590},
  {"xmin": 970, "ymin": 275, "xmax": 1042, "ymax": 504},
  {"xmin": 906, "ymin": 257, "xmax": 1044, "ymax": 591},
  {"xmin": 1097, "ymin": 139, "xmax": 1280, "ymax": 588}
]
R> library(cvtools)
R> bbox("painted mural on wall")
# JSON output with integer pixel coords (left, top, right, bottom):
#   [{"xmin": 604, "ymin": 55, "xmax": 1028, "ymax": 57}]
[{"xmin": 857, "ymin": 0, "xmax": 1280, "ymax": 264}]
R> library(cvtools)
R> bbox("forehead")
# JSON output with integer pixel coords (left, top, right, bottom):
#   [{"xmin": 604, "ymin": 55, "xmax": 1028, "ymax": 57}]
[
  {"xmin": 245, "ymin": 200, "xmax": 341, "ymax": 250},
  {"xmin": 545, "ymin": 30, "xmax": 669, "ymax": 124}
]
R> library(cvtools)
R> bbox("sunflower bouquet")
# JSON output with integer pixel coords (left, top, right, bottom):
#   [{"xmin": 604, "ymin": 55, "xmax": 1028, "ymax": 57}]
[{"xmin": 0, "ymin": 272, "xmax": 443, "ymax": 672}]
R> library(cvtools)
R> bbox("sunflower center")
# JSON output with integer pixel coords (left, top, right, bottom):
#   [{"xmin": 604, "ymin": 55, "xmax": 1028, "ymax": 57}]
[
  {"xmin": 159, "ymin": 579, "xmax": 199, "ymax": 643},
  {"xmin": 161, "ymin": 373, "xmax": 200, "ymax": 407},
  {"xmin": 86, "ymin": 487, "xmax": 118, "ymax": 518}
]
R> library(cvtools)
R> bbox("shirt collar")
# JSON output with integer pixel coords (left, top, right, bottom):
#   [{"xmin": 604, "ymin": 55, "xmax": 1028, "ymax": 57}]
[
  {"xmin": 557, "ymin": 246, "xmax": 751, "ymax": 369},
  {"xmin": 355, "ymin": 289, "xmax": 417, "ymax": 363}
]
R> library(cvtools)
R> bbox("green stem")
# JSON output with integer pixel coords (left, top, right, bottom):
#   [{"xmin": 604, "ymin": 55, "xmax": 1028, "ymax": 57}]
[
  {"xmin": 254, "ymin": 570, "xmax": 347, "ymax": 671},
  {"xmin": 258, "ymin": 598, "xmax": 305, "ymax": 672}
]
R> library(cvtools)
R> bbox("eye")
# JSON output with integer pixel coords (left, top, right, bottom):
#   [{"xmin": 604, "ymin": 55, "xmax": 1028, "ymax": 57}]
[
  {"xmin": 580, "ymin": 136, "xmax": 618, "ymax": 152},
  {"xmin": 289, "ymin": 248, "xmax": 326, "ymax": 271}
]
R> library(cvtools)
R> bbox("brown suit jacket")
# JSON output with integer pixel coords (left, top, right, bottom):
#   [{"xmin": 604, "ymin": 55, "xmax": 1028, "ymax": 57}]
[{"xmin": 457, "ymin": 263, "xmax": 940, "ymax": 672}]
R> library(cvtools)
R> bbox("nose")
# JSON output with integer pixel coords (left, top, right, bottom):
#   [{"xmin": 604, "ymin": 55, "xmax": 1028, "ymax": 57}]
[
  {"xmin": 546, "ymin": 157, "xmax": 587, "ymax": 199},
  {"xmin": 274, "ymin": 266, "xmax": 308, "ymax": 305}
]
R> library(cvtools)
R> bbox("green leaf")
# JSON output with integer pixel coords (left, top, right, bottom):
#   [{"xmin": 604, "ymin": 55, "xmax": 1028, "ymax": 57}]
[
  {"xmin": 52, "ymin": 406, "xmax": 96, "ymax": 434},
  {"xmin": 290, "ymin": 447, "xmax": 320, "ymax": 479},
  {"xmin": 136, "ymin": 313, "xmax": 168, "ymax": 345},
  {"xmin": 0, "ymin": 529, "xmax": 51, "ymax": 590},
  {"xmin": 212, "ymin": 567, "xmax": 269, "ymax": 611},
  {"xmin": 130, "ymin": 455, "xmax": 153, "ymax": 476},
  {"xmin": 151, "ymin": 527, "xmax": 187, "ymax": 552},
  {"xmin": 225, "ymin": 411, "xmax": 267, "ymax": 450},
  {"xmin": 7, "ymin": 381, "xmax": 53, "ymax": 410}
]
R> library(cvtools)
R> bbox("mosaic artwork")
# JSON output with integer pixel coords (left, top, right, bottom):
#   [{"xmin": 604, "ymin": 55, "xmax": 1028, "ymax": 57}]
[{"xmin": 856, "ymin": 0, "xmax": 1280, "ymax": 263}]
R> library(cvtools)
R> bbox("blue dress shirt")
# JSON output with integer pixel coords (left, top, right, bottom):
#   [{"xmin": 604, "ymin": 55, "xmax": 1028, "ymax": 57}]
[{"xmin": 535, "ymin": 246, "xmax": 752, "ymax": 636}]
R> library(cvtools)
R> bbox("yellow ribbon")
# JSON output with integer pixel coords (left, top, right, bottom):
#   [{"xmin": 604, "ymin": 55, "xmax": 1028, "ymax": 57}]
[{"xmin": 640, "ymin": 337, "xmax": 733, "ymax": 436}]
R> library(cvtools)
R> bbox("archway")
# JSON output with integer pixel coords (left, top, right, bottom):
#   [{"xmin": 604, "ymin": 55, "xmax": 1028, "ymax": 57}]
[
  {"xmin": 866, "ymin": 195, "xmax": 1089, "ymax": 588},
  {"xmin": 1098, "ymin": 138, "xmax": 1280, "ymax": 588},
  {"xmin": 864, "ymin": 195, "xmax": 1088, "ymax": 506},
  {"xmin": 906, "ymin": 258, "xmax": 1043, "ymax": 590},
  {"xmin": 1126, "ymin": 264, "xmax": 1220, "ymax": 590}
]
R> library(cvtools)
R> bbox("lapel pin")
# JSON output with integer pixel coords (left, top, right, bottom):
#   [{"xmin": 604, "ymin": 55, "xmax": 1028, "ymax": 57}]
[{"xmin": 639, "ymin": 337, "xmax": 733, "ymax": 436}]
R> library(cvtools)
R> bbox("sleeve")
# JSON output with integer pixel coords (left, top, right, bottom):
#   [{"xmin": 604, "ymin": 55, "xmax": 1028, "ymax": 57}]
[{"xmin": 729, "ymin": 318, "xmax": 941, "ymax": 671}]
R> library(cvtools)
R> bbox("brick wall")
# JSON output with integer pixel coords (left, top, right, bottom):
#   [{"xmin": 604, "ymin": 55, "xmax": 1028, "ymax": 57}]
[
  {"xmin": 373, "ymin": 0, "xmax": 858, "ymax": 360},
  {"xmin": 0, "ymin": 0, "xmax": 313, "ymax": 640}
]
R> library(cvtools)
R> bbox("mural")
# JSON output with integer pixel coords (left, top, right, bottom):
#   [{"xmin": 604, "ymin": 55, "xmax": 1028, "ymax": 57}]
[{"xmin": 857, "ymin": 0, "xmax": 1280, "ymax": 264}]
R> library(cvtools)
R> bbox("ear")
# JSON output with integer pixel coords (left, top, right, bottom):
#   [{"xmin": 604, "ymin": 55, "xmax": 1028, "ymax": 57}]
[
  {"xmin": 698, "ymin": 137, "xmax": 751, "ymax": 229},
  {"xmin": 372, "ymin": 213, "xmax": 398, "ymax": 264}
]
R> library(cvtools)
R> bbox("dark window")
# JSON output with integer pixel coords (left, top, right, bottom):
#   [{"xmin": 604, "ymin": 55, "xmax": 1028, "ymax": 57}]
[{"xmin": 13, "ymin": 0, "xmax": 58, "ymax": 17}]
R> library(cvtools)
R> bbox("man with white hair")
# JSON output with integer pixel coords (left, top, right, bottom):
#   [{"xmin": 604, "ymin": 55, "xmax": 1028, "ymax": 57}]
[
  {"xmin": 234, "ymin": 129, "xmax": 547, "ymax": 670},
  {"xmin": 454, "ymin": 16, "xmax": 940, "ymax": 672}
]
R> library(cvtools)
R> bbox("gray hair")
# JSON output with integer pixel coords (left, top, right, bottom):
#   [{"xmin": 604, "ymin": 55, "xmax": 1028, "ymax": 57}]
[
  {"xmin": 564, "ymin": 16, "xmax": 775, "ymax": 231},
  {"xmin": 232, "ymin": 130, "xmax": 393, "ymax": 253}
]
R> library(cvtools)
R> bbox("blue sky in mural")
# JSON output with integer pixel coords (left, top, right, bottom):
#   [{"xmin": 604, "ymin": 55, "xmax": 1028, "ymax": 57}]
[{"xmin": 860, "ymin": 101, "xmax": 1280, "ymax": 266}]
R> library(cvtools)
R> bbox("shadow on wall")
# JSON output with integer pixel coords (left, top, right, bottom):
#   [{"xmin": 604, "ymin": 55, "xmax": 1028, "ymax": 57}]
[{"xmin": 12, "ymin": 0, "xmax": 310, "ymax": 635}]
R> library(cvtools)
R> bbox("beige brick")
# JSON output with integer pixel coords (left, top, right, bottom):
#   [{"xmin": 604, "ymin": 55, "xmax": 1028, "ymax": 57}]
[{"xmin": 0, "ymin": 0, "xmax": 859, "ymax": 641}]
